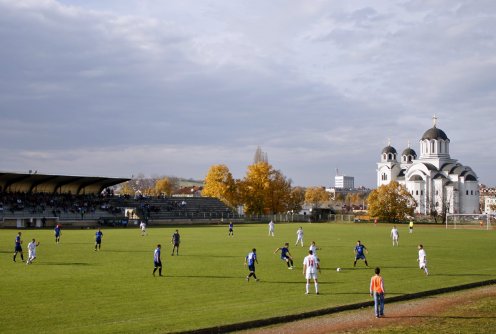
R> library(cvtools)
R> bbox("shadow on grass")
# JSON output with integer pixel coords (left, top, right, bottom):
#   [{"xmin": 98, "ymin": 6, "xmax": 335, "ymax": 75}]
[{"xmin": 39, "ymin": 262, "xmax": 93, "ymax": 266}]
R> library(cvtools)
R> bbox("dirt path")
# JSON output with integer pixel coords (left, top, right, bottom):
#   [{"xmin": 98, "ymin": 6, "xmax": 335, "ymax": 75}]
[{"xmin": 241, "ymin": 285, "xmax": 496, "ymax": 334}]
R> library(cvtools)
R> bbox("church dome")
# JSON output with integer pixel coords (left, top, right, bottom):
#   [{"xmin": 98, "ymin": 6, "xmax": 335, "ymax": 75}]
[
  {"xmin": 381, "ymin": 145, "xmax": 397, "ymax": 154},
  {"xmin": 402, "ymin": 147, "xmax": 417, "ymax": 156},
  {"xmin": 421, "ymin": 126, "xmax": 449, "ymax": 140}
]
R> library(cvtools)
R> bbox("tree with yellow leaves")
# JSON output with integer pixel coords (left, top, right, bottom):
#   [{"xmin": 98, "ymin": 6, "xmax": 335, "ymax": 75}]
[
  {"xmin": 238, "ymin": 161, "xmax": 292, "ymax": 215},
  {"xmin": 367, "ymin": 181, "xmax": 416, "ymax": 222},
  {"xmin": 154, "ymin": 177, "xmax": 175, "ymax": 197},
  {"xmin": 304, "ymin": 186, "xmax": 330, "ymax": 208},
  {"xmin": 202, "ymin": 164, "xmax": 237, "ymax": 207}
]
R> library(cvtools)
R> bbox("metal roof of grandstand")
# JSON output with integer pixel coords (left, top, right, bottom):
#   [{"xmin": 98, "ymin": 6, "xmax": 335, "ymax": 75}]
[{"xmin": 0, "ymin": 172, "xmax": 129, "ymax": 194}]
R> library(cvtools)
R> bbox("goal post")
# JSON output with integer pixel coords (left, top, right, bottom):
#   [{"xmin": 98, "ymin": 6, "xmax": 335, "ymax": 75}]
[{"xmin": 445, "ymin": 213, "xmax": 491, "ymax": 230}]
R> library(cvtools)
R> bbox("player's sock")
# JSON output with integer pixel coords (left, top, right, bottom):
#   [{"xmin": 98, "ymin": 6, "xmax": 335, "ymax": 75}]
[
  {"xmin": 315, "ymin": 282, "xmax": 319, "ymax": 294},
  {"xmin": 365, "ymin": 261, "xmax": 369, "ymax": 267},
  {"xmin": 290, "ymin": 259, "xmax": 294, "ymax": 267},
  {"xmin": 159, "ymin": 268, "xmax": 162, "ymax": 276},
  {"xmin": 286, "ymin": 261, "xmax": 290, "ymax": 268},
  {"xmin": 253, "ymin": 273, "xmax": 257, "ymax": 279},
  {"xmin": 21, "ymin": 254, "xmax": 24, "ymax": 261},
  {"xmin": 153, "ymin": 268, "xmax": 157, "ymax": 276},
  {"xmin": 306, "ymin": 283, "xmax": 309, "ymax": 294}
]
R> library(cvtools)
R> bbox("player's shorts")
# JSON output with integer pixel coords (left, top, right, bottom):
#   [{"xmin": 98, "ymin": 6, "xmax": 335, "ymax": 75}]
[
  {"xmin": 419, "ymin": 261, "xmax": 426, "ymax": 269},
  {"xmin": 229, "ymin": 228, "xmax": 233, "ymax": 232},
  {"xmin": 154, "ymin": 261, "xmax": 162, "ymax": 267},
  {"xmin": 15, "ymin": 245, "xmax": 22, "ymax": 252},
  {"xmin": 355, "ymin": 254, "xmax": 366, "ymax": 260},
  {"xmin": 281, "ymin": 256, "xmax": 290, "ymax": 261},
  {"xmin": 392, "ymin": 236, "xmax": 398, "ymax": 240},
  {"xmin": 248, "ymin": 264, "xmax": 255, "ymax": 272},
  {"xmin": 55, "ymin": 232, "xmax": 60, "ymax": 237},
  {"xmin": 96, "ymin": 239, "xmax": 102, "ymax": 245},
  {"xmin": 29, "ymin": 251, "xmax": 36, "ymax": 258},
  {"xmin": 305, "ymin": 271, "xmax": 317, "ymax": 280}
]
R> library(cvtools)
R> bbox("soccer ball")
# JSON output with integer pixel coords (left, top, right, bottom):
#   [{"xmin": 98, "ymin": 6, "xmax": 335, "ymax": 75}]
[{"xmin": 336, "ymin": 267, "xmax": 341, "ymax": 272}]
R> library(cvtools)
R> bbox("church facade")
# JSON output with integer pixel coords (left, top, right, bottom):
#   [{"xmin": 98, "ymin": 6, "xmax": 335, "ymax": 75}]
[{"xmin": 377, "ymin": 119, "xmax": 480, "ymax": 215}]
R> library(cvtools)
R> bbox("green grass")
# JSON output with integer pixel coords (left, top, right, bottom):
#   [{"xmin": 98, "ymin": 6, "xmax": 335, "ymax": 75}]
[{"xmin": 0, "ymin": 223, "xmax": 495, "ymax": 333}]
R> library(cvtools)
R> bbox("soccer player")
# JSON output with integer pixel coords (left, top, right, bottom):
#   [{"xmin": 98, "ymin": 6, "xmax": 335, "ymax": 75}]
[
  {"xmin": 94, "ymin": 228, "xmax": 103, "ymax": 251},
  {"xmin": 390, "ymin": 225, "xmax": 399, "ymax": 246},
  {"xmin": 244, "ymin": 248, "xmax": 259, "ymax": 282},
  {"xmin": 13, "ymin": 232, "xmax": 24, "ymax": 262},
  {"xmin": 303, "ymin": 250, "xmax": 320, "ymax": 294},
  {"xmin": 309, "ymin": 241, "xmax": 321, "ymax": 260},
  {"xmin": 417, "ymin": 244, "xmax": 429, "ymax": 276},
  {"xmin": 268, "ymin": 220, "xmax": 275, "ymax": 236},
  {"xmin": 409, "ymin": 221, "xmax": 414, "ymax": 233},
  {"xmin": 139, "ymin": 221, "xmax": 147, "ymax": 236},
  {"xmin": 295, "ymin": 226, "xmax": 304, "ymax": 247},
  {"xmin": 153, "ymin": 244, "xmax": 163, "ymax": 276},
  {"xmin": 26, "ymin": 238, "xmax": 40, "ymax": 264},
  {"xmin": 274, "ymin": 242, "xmax": 294, "ymax": 269},
  {"xmin": 228, "ymin": 221, "xmax": 234, "ymax": 237},
  {"xmin": 354, "ymin": 240, "xmax": 369, "ymax": 267},
  {"xmin": 370, "ymin": 267, "xmax": 385, "ymax": 318},
  {"xmin": 54, "ymin": 224, "xmax": 62, "ymax": 243},
  {"xmin": 171, "ymin": 229, "xmax": 180, "ymax": 256}
]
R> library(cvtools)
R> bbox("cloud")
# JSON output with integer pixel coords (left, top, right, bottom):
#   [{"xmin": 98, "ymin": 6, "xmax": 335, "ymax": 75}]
[{"xmin": 0, "ymin": 0, "xmax": 495, "ymax": 188}]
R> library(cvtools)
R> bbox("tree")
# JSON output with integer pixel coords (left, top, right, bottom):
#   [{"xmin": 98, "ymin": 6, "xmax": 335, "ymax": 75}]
[
  {"xmin": 119, "ymin": 181, "xmax": 134, "ymax": 196},
  {"xmin": 287, "ymin": 187, "xmax": 305, "ymax": 213},
  {"xmin": 154, "ymin": 177, "xmax": 174, "ymax": 196},
  {"xmin": 266, "ymin": 169, "xmax": 292, "ymax": 214},
  {"xmin": 202, "ymin": 164, "xmax": 237, "ymax": 207},
  {"xmin": 304, "ymin": 187, "xmax": 330, "ymax": 208},
  {"xmin": 367, "ymin": 181, "xmax": 416, "ymax": 222},
  {"xmin": 238, "ymin": 161, "xmax": 292, "ymax": 215}
]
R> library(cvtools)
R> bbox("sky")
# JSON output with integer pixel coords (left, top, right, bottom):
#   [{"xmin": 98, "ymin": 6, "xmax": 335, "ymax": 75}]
[{"xmin": 1, "ymin": 0, "xmax": 495, "ymax": 188}]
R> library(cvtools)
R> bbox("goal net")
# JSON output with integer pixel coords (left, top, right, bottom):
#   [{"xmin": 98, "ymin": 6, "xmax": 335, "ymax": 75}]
[{"xmin": 445, "ymin": 213, "xmax": 492, "ymax": 230}]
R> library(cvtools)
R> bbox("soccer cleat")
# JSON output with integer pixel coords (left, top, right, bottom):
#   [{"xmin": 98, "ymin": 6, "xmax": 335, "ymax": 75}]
[
  {"xmin": 255, "ymin": 279, "xmax": 259, "ymax": 282},
  {"xmin": 316, "ymin": 292, "xmax": 319, "ymax": 295},
  {"xmin": 246, "ymin": 277, "xmax": 249, "ymax": 282},
  {"xmin": 305, "ymin": 292, "xmax": 309, "ymax": 295}
]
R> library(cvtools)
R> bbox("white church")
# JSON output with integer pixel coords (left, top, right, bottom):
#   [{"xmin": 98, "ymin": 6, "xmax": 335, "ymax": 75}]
[{"xmin": 377, "ymin": 117, "xmax": 480, "ymax": 215}]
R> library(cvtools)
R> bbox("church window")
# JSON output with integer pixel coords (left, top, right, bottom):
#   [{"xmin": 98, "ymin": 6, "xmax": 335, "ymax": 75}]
[
  {"xmin": 471, "ymin": 190, "xmax": 473, "ymax": 195},
  {"xmin": 436, "ymin": 190, "xmax": 438, "ymax": 195},
  {"xmin": 466, "ymin": 190, "xmax": 469, "ymax": 195},
  {"xmin": 435, "ymin": 202, "xmax": 439, "ymax": 207},
  {"xmin": 416, "ymin": 190, "xmax": 418, "ymax": 195},
  {"xmin": 431, "ymin": 141, "xmax": 435, "ymax": 153},
  {"xmin": 421, "ymin": 190, "xmax": 423, "ymax": 195}
]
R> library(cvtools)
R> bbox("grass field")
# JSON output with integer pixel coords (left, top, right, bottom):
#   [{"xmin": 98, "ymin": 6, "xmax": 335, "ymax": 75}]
[{"xmin": 1, "ymin": 222, "xmax": 495, "ymax": 333}]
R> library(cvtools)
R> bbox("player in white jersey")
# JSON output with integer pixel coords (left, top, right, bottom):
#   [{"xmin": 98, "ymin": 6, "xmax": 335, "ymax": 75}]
[
  {"xmin": 295, "ymin": 227, "xmax": 304, "ymax": 247},
  {"xmin": 268, "ymin": 220, "xmax": 275, "ymax": 236},
  {"xmin": 309, "ymin": 241, "xmax": 320, "ymax": 259},
  {"xmin": 302, "ymin": 250, "xmax": 320, "ymax": 294},
  {"xmin": 390, "ymin": 226, "xmax": 399, "ymax": 246},
  {"xmin": 139, "ymin": 221, "xmax": 147, "ymax": 236},
  {"xmin": 26, "ymin": 238, "xmax": 40, "ymax": 265},
  {"xmin": 417, "ymin": 244, "xmax": 429, "ymax": 276}
]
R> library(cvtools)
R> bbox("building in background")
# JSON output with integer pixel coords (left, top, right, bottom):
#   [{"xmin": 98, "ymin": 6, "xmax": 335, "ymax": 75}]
[{"xmin": 376, "ymin": 117, "xmax": 479, "ymax": 215}]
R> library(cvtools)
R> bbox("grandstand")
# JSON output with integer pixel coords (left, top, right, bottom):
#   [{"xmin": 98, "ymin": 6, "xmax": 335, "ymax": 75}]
[{"xmin": 0, "ymin": 172, "xmax": 239, "ymax": 228}]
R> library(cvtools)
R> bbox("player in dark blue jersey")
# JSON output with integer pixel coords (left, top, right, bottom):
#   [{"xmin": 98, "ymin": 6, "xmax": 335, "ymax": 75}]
[
  {"xmin": 13, "ymin": 232, "xmax": 24, "ymax": 262},
  {"xmin": 153, "ymin": 244, "xmax": 163, "ymax": 277},
  {"xmin": 354, "ymin": 240, "xmax": 369, "ymax": 267},
  {"xmin": 94, "ymin": 228, "xmax": 103, "ymax": 251},
  {"xmin": 171, "ymin": 230, "xmax": 180, "ymax": 256},
  {"xmin": 228, "ymin": 222, "xmax": 234, "ymax": 237},
  {"xmin": 245, "ymin": 248, "xmax": 259, "ymax": 281},
  {"xmin": 274, "ymin": 242, "xmax": 294, "ymax": 269},
  {"xmin": 54, "ymin": 224, "xmax": 62, "ymax": 244}
]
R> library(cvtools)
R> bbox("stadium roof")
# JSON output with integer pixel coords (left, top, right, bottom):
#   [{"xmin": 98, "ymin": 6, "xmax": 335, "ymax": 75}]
[{"xmin": 0, "ymin": 172, "xmax": 129, "ymax": 194}]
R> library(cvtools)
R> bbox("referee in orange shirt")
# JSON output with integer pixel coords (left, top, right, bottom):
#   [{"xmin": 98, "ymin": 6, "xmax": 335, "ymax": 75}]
[{"xmin": 370, "ymin": 267, "xmax": 385, "ymax": 318}]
